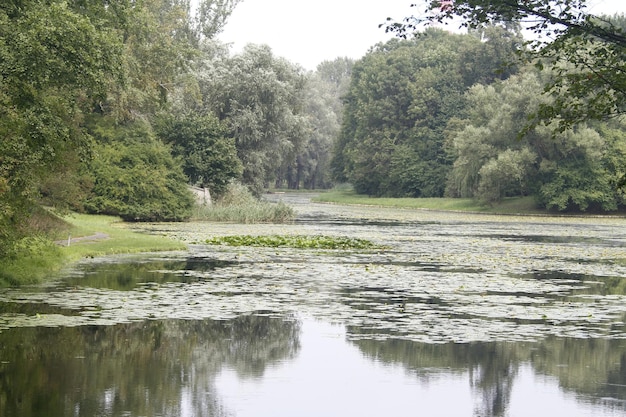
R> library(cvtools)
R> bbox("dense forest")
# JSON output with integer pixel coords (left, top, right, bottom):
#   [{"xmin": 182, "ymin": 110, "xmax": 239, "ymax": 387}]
[
  {"xmin": 2, "ymin": 0, "xmax": 626, "ymax": 264},
  {"xmin": 0, "ymin": 0, "xmax": 350, "ymax": 261},
  {"xmin": 332, "ymin": 24, "xmax": 626, "ymax": 212}
]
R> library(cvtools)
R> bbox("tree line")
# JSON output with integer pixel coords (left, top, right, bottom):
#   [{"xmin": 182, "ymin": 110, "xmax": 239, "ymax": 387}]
[
  {"xmin": 0, "ymin": 0, "xmax": 350, "ymax": 260},
  {"xmin": 333, "ymin": 2, "xmax": 626, "ymax": 212},
  {"xmin": 2, "ymin": 0, "xmax": 625, "ymax": 262}
]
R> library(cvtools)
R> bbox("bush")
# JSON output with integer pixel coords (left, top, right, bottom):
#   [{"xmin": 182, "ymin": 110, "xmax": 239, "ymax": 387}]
[
  {"xmin": 0, "ymin": 236, "xmax": 64, "ymax": 286},
  {"xmin": 82, "ymin": 120, "xmax": 194, "ymax": 222},
  {"xmin": 537, "ymin": 161, "xmax": 620, "ymax": 212}
]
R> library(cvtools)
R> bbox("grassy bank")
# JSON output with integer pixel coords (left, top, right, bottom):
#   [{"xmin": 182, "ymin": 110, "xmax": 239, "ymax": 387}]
[
  {"xmin": 313, "ymin": 189, "xmax": 546, "ymax": 215},
  {"xmin": 59, "ymin": 213, "xmax": 187, "ymax": 260},
  {"xmin": 0, "ymin": 212, "xmax": 186, "ymax": 287}
]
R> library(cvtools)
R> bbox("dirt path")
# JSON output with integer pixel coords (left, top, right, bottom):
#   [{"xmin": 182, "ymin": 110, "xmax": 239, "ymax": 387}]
[{"xmin": 55, "ymin": 232, "xmax": 109, "ymax": 246}]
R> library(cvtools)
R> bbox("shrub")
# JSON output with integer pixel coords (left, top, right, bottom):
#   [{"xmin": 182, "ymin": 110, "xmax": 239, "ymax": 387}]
[
  {"xmin": 82, "ymin": 120, "xmax": 194, "ymax": 222},
  {"xmin": 0, "ymin": 236, "xmax": 64, "ymax": 286}
]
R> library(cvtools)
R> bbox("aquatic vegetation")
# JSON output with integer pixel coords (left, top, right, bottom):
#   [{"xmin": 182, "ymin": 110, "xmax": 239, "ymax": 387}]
[
  {"xmin": 204, "ymin": 234, "xmax": 380, "ymax": 250},
  {"xmin": 192, "ymin": 183, "xmax": 295, "ymax": 223},
  {"xmin": 1, "ymin": 194, "xmax": 625, "ymax": 417},
  {"xmin": 1, "ymin": 195, "xmax": 626, "ymax": 345},
  {"xmin": 192, "ymin": 201, "xmax": 294, "ymax": 223}
]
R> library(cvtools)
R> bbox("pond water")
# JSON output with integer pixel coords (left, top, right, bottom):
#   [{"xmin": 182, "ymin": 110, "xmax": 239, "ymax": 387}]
[{"xmin": 1, "ymin": 194, "xmax": 626, "ymax": 416}]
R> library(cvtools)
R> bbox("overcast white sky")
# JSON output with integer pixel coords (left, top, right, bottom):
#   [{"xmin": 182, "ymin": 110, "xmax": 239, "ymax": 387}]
[{"xmin": 218, "ymin": 0, "xmax": 626, "ymax": 71}]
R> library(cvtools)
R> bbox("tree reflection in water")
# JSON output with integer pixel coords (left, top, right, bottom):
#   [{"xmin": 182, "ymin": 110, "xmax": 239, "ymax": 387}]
[
  {"xmin": 2, "ymin": 197, "xmax": 626, "ymax": 416},
  {"xmin": 468, "ymin": 344, "xmax": 516, "ymax": 417},
  {"xmin": 351, "ymin": 332, "xmax": 626, "ymax": 417},
  {"xmin": 0, "ymin": 315, "xmax": 300, "ymax": 417}
]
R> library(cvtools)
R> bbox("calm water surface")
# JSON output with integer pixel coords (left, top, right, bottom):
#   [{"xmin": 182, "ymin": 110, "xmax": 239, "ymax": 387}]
[{"xmin": 1, "ymin": 194, "xmax": 625, "ymax": 416}]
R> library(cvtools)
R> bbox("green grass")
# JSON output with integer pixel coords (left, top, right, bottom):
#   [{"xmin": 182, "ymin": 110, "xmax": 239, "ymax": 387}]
[
  {"xmin": 0, "ymin": 212, "xmax": 186, "ymax": 287},
  {"xmin": 192, "ymin": 182, "xmax": 295, "ymax": 223},
  {"xmin": 0, "ymin": 236, "xmax": 65, "ymax": 286},
  {"xmin": 313, "ymin": 189, "xmax": 546, "ymax": 215},
  {"xmin": 59, "ymin": 213, "xmax": 186, "ymax": 261},
  {"xmin": 192, "ymin": 201, "xmax": 295, "ymax": 223}
]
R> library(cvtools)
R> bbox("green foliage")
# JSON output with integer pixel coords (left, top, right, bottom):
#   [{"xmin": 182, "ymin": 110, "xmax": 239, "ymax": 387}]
[
  {"xmin": 446, "ymin": 70, "xmax": 626, "ymax": 211},
  {"xmin": 193, "ymin": 0, "xmax": 244, "ymax": 38},
  {"xmin": 0, "ymin": 0, "xmax": 246, "ymax": 267},
  {"xmin": 204, "ymin": 234, "xmax": 379, "ymax": 250},
  {"xmin": 475, "ymin": 148, "xmax": 537, "ymax": 204},
  {"xmin": 0, "ymin": 0, "xmax": 123, "ymax": 258},
  {"xmin": 103, "ymin": 0, "xmax": 241, "ymax": 119},
  {"xmin": 597, "ymin": 120, "xmax": 626, "ymax": 193},
  {"xmin": 1, "ymin": 1, "xmax": 122, "ymax": 97},
  {"xmin": 288, "ymin": 58, "xmax": 354, "ymax": 190},
  {"xmin": 156, "ymin": 113, "xmax": 242, "ymax": 197},
  {"xmin": 0, "ymin": 236, "xmax": 64, "ymax": 286},
  {"xmin": 197, "ymin": 44, "xmax": 309, "ymax": 195},
  {"xmin": 537, "ymin": 160, "xmax": 620, "ymax": 212},
  {"xmin": 217, "ymin": 181, "xmax": 259, "ymax": 206},
  {"xmin": 82, "ymin": 119, "xmax": 194, "ymax": 221},
  {"xmin": 192, "ymin": 182, "xmax": 295, "ymax": 223},
  {"xmin": 0, "ymin": 205, "xmax": 71, "ymax": 284},
  {"xmin": 394, "ymin": 1, "xmax": 626, "ymax": 131},
  {"xmin": 332, "ymin": 29, "xmax": 520, "ymax": 197}
]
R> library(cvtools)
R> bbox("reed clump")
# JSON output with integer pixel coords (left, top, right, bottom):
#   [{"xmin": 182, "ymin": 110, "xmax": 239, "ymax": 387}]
[{"xmin": 192, "ymin": 183, "xmax": 295, "ymax": 223}]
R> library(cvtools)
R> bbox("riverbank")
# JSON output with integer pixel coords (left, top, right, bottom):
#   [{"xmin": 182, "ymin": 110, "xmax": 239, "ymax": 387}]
[
  {"xmin": 58, "ymin": 213, "xmax": 187, "ymax": 259},
  {"xmin": 0, "ymin": 213, "xmax": 186, "ymax": 287},
  {"xmin": 312, "ymin": 190, "xmax": 531, "ymax": 212},
  {"xmin": 312, "ymin": 189, "xmax": 626, "ymax": 217},
  {"xmin": 3, "ymin": 191, "xmax": 624, "ymax": 287}
]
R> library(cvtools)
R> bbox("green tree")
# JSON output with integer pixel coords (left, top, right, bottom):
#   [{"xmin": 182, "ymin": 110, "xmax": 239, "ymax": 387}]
[
  {"xmin": 193, "ymin": 0, "xmax": 243, "ymax": 39},
  {"xmin": 80, "ymin": 0, "xmax": 243, "ymax": 217},
  {"xmin": 101, "ymin": 0, "xmax": 242, "ymax": 120},
  {"xmin": 447, "ymin": 70, "xmax": 625, "ymax": 211},
  {"xmin": 197, "ymin": 44, "xmax": 309, "ymax": 194},
  {"xmin": 292, "ymin": 58, "xmax": 353, "ymax": 190},
  {"xmin": 82, "ymin": 119, "xmax": 194, "ymax": 221},
  {"xmin": 0, "ymin": 0, "xmax": 123, "ymax": 257},
  {"xmin": 156, "ymin": 113, "xmax": 242, "ymax": 197},
  {"xmin": 0, "ymin": 0, "xmax": 244, "ymax": 268},
  {"xmin": 333, "ymin": 29, "xmax": 518, "ymax": 197},
  {"xmin": 475, "ymin": 148, "xmax": 537, "ymax": 204},
  {"xmin": 461, "ymin": 24, "xmax": 523, "ymax": 86},
  {"xmin": 446, "ymin": 71, "xmax": 544, "ymax": 199},
  {"xmin": 534, "ymin": 125, "xmax": 621, "ymax": 211},
  {"xmin": 390, "ymin": 0, "xmax": 626, "ymax": 131}
]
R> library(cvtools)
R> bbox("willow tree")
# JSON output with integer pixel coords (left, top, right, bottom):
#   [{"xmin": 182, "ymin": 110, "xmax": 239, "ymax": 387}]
[
  {"xmin": 293, "ymin": 58, "xmax": 353, "ymax": 190},
  {"xmin": 197, "ymin": 44, "xmax": 309, "ymax": 194},
  {"xmin": 447, "ymin": 70, "xmax": 625, "ymax": 211}
]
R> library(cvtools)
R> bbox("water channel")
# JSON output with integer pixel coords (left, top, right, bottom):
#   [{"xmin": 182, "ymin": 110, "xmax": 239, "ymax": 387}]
[{"xmin": 1, "ymin": 194, "xmax": 626, "ymax": 416}]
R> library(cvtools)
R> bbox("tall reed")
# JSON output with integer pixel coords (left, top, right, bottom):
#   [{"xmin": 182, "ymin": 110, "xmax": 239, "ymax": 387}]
[{"xmin": 192, "ymin": 183, "xmax": 295, "ymax": 223}]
